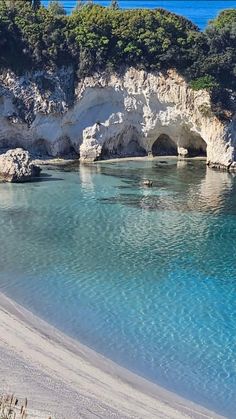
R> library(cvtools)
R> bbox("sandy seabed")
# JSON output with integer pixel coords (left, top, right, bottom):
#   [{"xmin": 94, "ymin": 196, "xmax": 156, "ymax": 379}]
[{"xmin": 0, "ymin": 293, "xmax": 224, "ymax": 419}]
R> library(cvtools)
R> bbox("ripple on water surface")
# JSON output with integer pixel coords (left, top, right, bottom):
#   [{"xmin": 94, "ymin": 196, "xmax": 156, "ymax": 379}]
[{"xmin": 0, "ymin": 159, "xmax": 236, "ymax": 417}]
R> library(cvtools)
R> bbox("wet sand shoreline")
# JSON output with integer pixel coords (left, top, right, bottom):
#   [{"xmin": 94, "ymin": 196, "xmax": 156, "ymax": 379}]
[{"xmin": 0, "ymin": 292, "xmax": 224, "ymax": 419}]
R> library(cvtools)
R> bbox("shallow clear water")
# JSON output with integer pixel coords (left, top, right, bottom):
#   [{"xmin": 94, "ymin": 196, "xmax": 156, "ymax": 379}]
[
  {"xmin": 0, "ymin": 159, "xmax": 236, "ymax": 417},
  {"xmin": 42, "ymin": 0, "xmax": 236, "ymax": 29}
]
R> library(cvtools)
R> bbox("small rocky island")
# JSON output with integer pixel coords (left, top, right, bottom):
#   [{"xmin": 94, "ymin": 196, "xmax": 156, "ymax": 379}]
[{"xmin": 0, "ymin": 2, "xmax": 235, "ymax": 170}]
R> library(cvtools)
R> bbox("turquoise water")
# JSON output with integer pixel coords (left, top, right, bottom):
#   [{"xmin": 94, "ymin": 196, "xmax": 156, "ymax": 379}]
[
  {"xmin": 0, "ymin": 159, "xmax": 236, "ymax": 417},
  {"xmin": 42, "ymin": 0, "xmax": 236, "ymax": 29}
]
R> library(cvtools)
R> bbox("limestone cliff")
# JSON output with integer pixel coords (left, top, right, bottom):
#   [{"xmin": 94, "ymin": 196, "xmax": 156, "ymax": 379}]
[{"xmin": 0, "ymin": 67, "xmax": 235, "ymax": 169}]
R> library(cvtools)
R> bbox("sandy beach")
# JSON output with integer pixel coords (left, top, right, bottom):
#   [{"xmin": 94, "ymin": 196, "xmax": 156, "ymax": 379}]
[{"xmin": 0, "ymin": 292, "xmax": 225, "ymax": 419}]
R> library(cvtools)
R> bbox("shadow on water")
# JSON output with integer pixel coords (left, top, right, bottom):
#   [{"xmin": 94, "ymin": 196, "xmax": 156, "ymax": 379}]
[
  {"xmin": 0, "ymin": 173, "xmax": 64, "ymax": 185},
  {"xmin": 44, "ymin": 161, "xmax": 80, "ymax": 173},
  {"xmin": 34, "ymin": 173, "xmax": 64, "ymax": 182}
]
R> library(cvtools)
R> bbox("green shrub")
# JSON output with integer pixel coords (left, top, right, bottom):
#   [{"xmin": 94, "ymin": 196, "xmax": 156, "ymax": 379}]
[
  {"xmin": 0, "ymin": 1, "xmax": 234, "ymax": 111},
  {"xmin": 190, "ymin": 75, "xmax": 219, "ymax": 91}
]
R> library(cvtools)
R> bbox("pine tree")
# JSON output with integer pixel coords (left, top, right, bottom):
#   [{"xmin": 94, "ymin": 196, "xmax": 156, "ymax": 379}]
[
  {"xmin": 75, "ymin": 0, "xmax": 93, "ymax": 10},
  {"xmin": 6, "ymin": 0, "xmax": 32, "ymax": 9},
  {"xmin": 48, "ymin": 0, "xmax": 66, "ymax": 15},
  {"xmin": 33, "ymin": 0, "xmax": 41, "ymax": 10},
  {"xmin": 110, "ymin": 0, "xmax": 119, "ymax": 9},
  {"xmin": 75, "ymin": 0, "xmax": 85, "ymax": 10}
]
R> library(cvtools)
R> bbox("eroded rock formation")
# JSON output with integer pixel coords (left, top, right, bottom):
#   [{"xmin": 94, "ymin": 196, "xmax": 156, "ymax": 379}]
[
  {"xmin": 0, "ymin": 67, "xmax": 235, "ymax": 169},
  {"xmin": 0, "ymin": 148, "xmax": 41, "ymax": 182}
]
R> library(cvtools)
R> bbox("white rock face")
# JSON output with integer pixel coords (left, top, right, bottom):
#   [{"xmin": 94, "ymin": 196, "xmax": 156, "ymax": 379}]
[{"xmin": 0, "ymin": 67, "xmax": 235, "ymax": 169}]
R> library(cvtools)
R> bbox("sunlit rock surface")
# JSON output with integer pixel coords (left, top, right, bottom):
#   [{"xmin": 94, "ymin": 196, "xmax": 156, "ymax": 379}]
[
  {"xmin": 0, "ymin": 67, "xmax": 235, "ymax": 169},
  {"xmin": 0, "ymin": 148, "xmax": 41, "ymax": 182}
]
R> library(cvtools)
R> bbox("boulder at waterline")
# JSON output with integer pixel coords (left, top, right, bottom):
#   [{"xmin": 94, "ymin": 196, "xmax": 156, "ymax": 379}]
[{"xmin": 0, "ymin": 148, "xmax": 41, "ymax": 182}]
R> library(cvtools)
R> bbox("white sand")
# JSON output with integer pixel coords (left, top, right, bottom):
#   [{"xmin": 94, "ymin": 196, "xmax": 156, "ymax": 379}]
[{"xmin": 0, "ymin": 293, "xmax": 224, "ymax": 419}]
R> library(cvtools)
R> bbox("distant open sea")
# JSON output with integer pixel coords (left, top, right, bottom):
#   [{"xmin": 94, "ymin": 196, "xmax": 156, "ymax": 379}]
[{"xmin": 42, "ymin": 0, "xmax": 236, "ymax": 29}]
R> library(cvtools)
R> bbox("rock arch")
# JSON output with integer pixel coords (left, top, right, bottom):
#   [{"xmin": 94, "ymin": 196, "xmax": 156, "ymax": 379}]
[
  {"xmin": 81, "ymin": 124, "xmax": 147, "ymax": 161},
  {"xmin": 151, "ymin": 134, "xmax": 177, "ymax": 156},
  {"xmin": 101, "ymin": 135, "xmax": 146, "ymax": 159},
  {"xmin": 179, "ymin": 130, "xmax": 207, "ymax": 158},
  {"xmin": 148, "ymin": 130, "xmax": 208, "ymax": 159},
  {"xmin": 101, "ymin": 130, "xmax": 146, "ymax": 159}
]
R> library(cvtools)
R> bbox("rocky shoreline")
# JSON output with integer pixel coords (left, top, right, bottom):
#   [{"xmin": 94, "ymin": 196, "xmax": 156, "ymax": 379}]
[{"xmin": 1, "ymin": 148, "xmax": 235, "ymax": 185}]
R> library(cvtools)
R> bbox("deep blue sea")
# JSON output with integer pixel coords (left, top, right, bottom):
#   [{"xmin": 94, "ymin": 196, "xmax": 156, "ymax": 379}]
[
  {"xmin": 0, "ymin": 159, "xmax": 236, "ymax": 417},
  {"xmin": 42, "ymin": 0, "xmax": 236, "ymax": 29}
]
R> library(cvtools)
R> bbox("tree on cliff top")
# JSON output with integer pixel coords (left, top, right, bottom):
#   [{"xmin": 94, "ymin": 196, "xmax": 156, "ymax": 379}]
[
  {"xmin": 48, "ymin": 1, "xmax": 66, "ymax": 15},
  {"xmin": 0, "ymin": 0, "xmax": 235, "ymax": 101},
  {"xmin": 110, "ymin": 0, "xmax": 119, "ymax": 10},
  {"xmin": 74, "ymin": 0, "xmax": 86, "ymax": 11},
  {"xmin": 25, "ymin": 0, "xmax": 41, "ymax": 10},
  {"xmin": 200, "ymin": 9, "xmax": 236, "ymax": 90},
  {"xmin": 209, "ymin": 9, "xmax": 236, "ymax": 29},
  {"xmin": 7, "ymin": 0, "xmax": 41, "ymax": 10},
  {"xmin": 33, "ymin": 0, "xmax": 41, "ymax": 10}
]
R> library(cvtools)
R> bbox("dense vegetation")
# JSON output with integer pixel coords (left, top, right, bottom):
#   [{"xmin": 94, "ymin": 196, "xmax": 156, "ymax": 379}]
[{"xmin": 0, "ymin": 0, "xmax": 235, "ymax": 115}]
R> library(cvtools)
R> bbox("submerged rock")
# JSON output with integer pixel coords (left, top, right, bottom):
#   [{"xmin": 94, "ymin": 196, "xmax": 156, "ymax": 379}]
[
  {"xmin": 0, "ymin": 148, "xmax": 41, "ymax": 182},
  {"xmin": 142, "ymin": 180, "xmax": 153, "ymax": 187}
]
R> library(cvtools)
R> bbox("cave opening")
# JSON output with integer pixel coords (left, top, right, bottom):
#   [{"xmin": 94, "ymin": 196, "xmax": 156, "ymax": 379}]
[
  {"xmin": 33, "ymin": 137, "xmax": 78, "ymax": 158},
  {"xmin": 151, "ymin": 134, "xmax": 177, "ymax": 156},
  {"xmin": 101, "ymin": 136, "xmax": 147, "ymax": 159},
  {"xmin": 33, "ymin": 138, "xmax": 49, "ymax": 156},
  {"xmin": 187, "ymin": 135, "xmax": 207, "ymax": 157}
]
